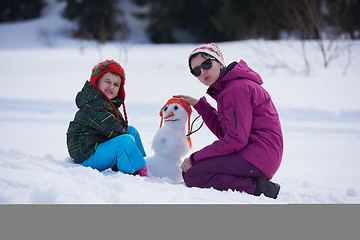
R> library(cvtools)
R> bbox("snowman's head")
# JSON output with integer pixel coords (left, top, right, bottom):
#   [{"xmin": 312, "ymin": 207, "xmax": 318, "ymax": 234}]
[
  {"xmin": 159, "ymin": 97, "xmax": 193, "ymax": 148},
  {"xmin": 161, "ymin": 102, "xmax": 188, "ymax": 126}
]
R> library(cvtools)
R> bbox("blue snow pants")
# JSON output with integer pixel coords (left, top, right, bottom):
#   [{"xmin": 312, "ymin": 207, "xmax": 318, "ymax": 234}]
[{"xmin": 81, "ymin": 126, "xmax": 146, "ymax": 173}]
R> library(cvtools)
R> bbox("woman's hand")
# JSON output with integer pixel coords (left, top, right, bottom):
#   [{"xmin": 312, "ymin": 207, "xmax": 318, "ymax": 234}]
[
  {"xmin": 173, "ymin": 95, "xmax": 199, "ymax": 106},
  {"xmin": 181, "ymin": 157, "xmax": 192, "ymax": 172}
]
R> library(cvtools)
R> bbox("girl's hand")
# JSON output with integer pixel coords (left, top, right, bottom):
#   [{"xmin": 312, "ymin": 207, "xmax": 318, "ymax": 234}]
[
  {"xmin": 181, "ymin": 157, "xmax": 192, "ymax": 172},
  {"xmin": 173, "ymin": 95, "xmax": 199, "ymax": 106}
]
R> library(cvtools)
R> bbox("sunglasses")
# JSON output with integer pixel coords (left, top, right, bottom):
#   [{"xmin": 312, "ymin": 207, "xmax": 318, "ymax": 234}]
[{"xmin": 190, "ymin": 58, "xmax": 215, "ymax": 77}]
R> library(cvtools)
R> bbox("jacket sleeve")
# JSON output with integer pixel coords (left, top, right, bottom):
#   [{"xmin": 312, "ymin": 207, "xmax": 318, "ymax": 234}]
[
  {"xmin": 80, "ymin": 103, "xmax": 127, "ymax": 138},
  {"xmin": 190, "ymin": 85, "xmax": 252, "ymax": 165},
  {"xmin": 194, "ymin": 97, "xmax": 224, "ymax": 138}
]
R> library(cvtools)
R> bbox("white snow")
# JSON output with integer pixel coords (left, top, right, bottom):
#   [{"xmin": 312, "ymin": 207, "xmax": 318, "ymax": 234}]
[{"xmin": 1, "ymin": 1, "xmax": 360, "ymax": 204}]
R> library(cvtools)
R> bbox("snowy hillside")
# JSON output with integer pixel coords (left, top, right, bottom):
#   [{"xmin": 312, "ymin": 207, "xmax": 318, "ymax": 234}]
[{"xmin": 1, "ymin": 1, "xmax": 360, "ymax": 204}]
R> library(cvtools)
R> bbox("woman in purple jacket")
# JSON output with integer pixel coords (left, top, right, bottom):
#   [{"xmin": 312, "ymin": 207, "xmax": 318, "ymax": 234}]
[{"xmin": 175, "ymin": 43, "xmax": 283, "ymax": 199}]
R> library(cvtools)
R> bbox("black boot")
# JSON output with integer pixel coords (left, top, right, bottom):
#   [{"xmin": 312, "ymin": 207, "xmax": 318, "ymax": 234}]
[{"xmin": 254, "ymin": 178, "xmax": 280, "ymax": 199}]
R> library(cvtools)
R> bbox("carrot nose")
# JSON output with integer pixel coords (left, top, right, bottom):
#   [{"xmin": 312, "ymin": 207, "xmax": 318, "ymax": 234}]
[{"xmin": 164, "ymin": 112, "xmax": 174, "ymax": 119}]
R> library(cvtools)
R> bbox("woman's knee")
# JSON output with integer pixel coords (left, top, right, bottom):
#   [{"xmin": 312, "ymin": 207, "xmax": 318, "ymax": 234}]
[{"xmin": 183, "ymin": 166, "xmax": 210, "ymax": 188}]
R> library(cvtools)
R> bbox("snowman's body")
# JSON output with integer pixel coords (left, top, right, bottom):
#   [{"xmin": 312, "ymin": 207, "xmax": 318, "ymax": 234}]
[{"xmin": 146, "ymin": 102, "xmax": 190, "ymax": 182}]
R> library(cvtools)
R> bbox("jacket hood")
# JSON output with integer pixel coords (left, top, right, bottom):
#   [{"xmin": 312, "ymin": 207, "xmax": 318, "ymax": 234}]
[
  {"xmin": 222, "ymin": 60, "xmax": 263, "ymax": 85},
  {"xmin": 207, "ymin": 60, "xmax": 262, "ymax": 98},
  {"xmin": 76, "ymin": 81, "xmax": 124, "ymax": 109}
]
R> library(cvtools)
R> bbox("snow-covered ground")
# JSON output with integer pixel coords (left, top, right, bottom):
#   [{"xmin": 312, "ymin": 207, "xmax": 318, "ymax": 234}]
[{"xmin": 1, "ymin": 1, "xmax": 360, "ymax": 204}]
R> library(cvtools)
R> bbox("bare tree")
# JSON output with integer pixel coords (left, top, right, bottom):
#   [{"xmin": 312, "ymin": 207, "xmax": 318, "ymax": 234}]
[
  {"xmin": 276, "ymin": 0, "xmax": 342, "ymax": 71},
  {"xmin": 275, "ymin": 0, "xmax": 311, "ymax": 73},
  {"xmin": 115, "ymin": 0, "xmax": 151, "ymax": 63}
]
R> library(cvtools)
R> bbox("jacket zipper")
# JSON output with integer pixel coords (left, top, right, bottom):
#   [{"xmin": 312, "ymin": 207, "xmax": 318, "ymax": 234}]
[
  {"xmin": 233, "ymin": 110, "xmax": 251, "ymax": 148},
  {"xmin": 233, "ymin": 110, "xmax": 237, "ymax": 129}
]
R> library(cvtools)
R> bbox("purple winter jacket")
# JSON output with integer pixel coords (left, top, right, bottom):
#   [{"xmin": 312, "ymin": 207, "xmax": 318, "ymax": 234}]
[{"xmin": 191, "ymin": 60, "xmax": 283, "ymax": 179}]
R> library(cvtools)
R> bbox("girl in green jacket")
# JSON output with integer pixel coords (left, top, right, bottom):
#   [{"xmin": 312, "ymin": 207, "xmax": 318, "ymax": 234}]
[{"xmin": 67, "ymin": 60, "xmax": 148, "ymax": 176}]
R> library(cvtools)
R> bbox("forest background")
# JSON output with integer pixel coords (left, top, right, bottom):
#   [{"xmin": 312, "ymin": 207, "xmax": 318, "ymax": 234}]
[{"xmin": 1, "ymin": 0, "xmax": 359, "ymax": 44}]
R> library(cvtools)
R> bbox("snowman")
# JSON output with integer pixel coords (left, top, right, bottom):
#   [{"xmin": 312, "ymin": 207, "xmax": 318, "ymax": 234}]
[{"xmin": 146, "ymin": 97, "xmax": 192, "ymax": 182}]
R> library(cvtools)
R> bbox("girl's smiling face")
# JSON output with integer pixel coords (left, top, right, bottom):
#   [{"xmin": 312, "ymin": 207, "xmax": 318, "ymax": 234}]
[
  {"xmin": 96, "ymin": 72, "xmax": 121, "ymax": 99},
  {"xmin": 190, "ymin": 54, "xmax": 222, "ymax": 87}
]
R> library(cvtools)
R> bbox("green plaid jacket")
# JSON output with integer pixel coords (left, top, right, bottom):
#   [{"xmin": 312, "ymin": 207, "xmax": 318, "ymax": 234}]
[{"xmin": 67, "ymin": 81, "xmax": 127, "ymax": 163}]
